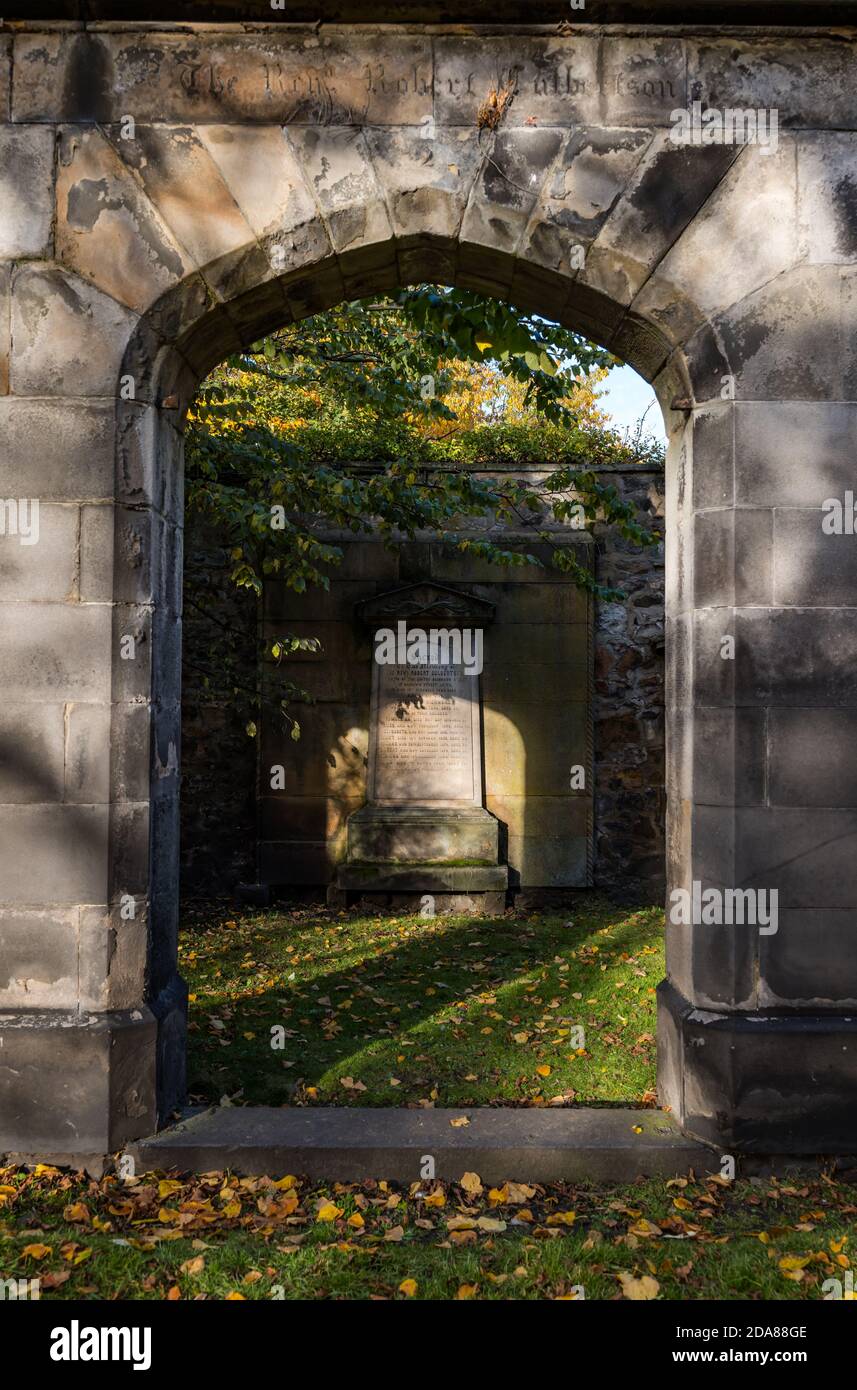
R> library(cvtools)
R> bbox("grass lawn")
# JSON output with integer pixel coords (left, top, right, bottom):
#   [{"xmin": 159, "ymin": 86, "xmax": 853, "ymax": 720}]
[
  {"xmin": 2, "ymin": 1164, "xmax": 856, "ymax": 1301},
  {"xmin": 180, "ymin": 895, "xmax": 663, "ymax": 1108},
  {"xmin": 2, "ymin": 898, "xmax": 853, "ymax": 1302}
]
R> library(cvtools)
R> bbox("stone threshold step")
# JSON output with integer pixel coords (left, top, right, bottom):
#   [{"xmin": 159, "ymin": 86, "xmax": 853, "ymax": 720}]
[{"xmin": 128, "ymin": 1105, "xmax": 718, "ymax": 1183}]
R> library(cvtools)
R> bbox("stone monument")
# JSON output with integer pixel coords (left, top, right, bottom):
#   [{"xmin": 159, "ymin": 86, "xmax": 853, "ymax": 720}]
[{"xmin": 330, "ymin": 582, "xmax": 508, "ymax": 912}]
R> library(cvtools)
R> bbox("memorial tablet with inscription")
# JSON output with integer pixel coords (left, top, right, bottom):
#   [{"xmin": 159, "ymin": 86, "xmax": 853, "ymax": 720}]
[{"xmin": 368, "ymin": 639, "xmax": 483, "ymax": 807}]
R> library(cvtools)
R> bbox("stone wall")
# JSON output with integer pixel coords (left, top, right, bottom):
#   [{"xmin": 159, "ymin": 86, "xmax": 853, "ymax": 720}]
[
  {"xmin": 180, "ymin": 460, "xmax": 665, "ymax": 900},
  {"xmin": 180, "ymin": 524, "xmax": 258, "ymax": 895},
  {"xmin": 593, "ymin": 466, "xmax": 666, "ymax": 899}
]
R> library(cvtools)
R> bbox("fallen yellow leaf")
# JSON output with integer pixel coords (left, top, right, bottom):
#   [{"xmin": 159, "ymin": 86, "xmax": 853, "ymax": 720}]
[
  {"xmin": 618, "ymin": 1271, "xmax": 660, "ymax": 1301},
  {"xmin": 22, "ymin": 1243, "xmax": 51, "ymax": 1261},
  {"xmin": 460, "ymin": 1172, "xmax": 483, "ymax": 1197},
  {"xmin": 316, "ymin": 1203, "xmax": 342, "ymax": 1223}
]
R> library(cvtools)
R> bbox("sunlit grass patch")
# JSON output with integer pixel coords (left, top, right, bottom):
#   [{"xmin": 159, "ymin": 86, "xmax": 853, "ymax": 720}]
[{"xmin": 181, "ymin": 895, "xmax": 663, "ymax": 1108}]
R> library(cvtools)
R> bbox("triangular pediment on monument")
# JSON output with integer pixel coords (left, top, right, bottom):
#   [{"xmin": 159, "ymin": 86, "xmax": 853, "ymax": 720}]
[{"xmin": 356, "ymin": 582, "xmax": 495, "ymax": 625}]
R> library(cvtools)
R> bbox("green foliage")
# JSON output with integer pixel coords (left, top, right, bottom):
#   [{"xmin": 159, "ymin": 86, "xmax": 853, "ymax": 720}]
[
  {"xmin": 184, "ymin": 287, "xmax": 664, "ymax": 733},
  {"xmin": 395, "ymin": 287, "xmax": 613, "ymax": 423}
]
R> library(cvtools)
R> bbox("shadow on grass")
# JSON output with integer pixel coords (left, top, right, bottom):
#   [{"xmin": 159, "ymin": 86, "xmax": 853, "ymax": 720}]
[{"xmin": 181, "ymin": 896, "xmax": 664, "ymax": 1109}]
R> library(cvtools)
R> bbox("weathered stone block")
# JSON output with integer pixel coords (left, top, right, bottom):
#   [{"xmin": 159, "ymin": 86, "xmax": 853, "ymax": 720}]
[
  {"xmin": 682, "ymin": 321, "xmax": 734, "ymax": 405},
  {"xmin": 433, "ymin": 36, "xmax": 599, "ymax": 128},
  {"xmin": 197, "ymin": 125, "xmax": 318, "ymax": 240},
  {"xmin": 485, "ymin": 620, "xmax": 589, "ymax": 677},
  {"xmin": 0, "ymin": 35, "xmax": 9, "ymax": 121},
  {"xmin": 687, "ymin": 36, "xmax": 857, "ymax": 130},
  {"xmin": 693, "ymin": 508, "xmax": 773, "ymax": 609},
  {"xmin": 107, "ymin": 124, "xmax": 256, "ymax": 278},
  {"xmin": 601, "ymin": 36, "xmax": 686, "ymax": 125},
  {"xmin": 691, "ymin": 404, "xmax": 733, "ymax": 511},
  {"xmin": 11, "ymin": 264, "xmax": 135, "ymax": 399},
  {"xmin": 484, "ymin": 703, "xmax": 588, "ymax": 797},
  {"xmin": 580, "ymin": 134, "xmax": 738, "ymax": 307},
  {"xmin": 694, "ymin": 607, "xmax": 857, "ymax": 709},
  {"xmin": 659, "ymin": 978, "xmax": 857, "ymax": 1152},
  {"xmin": 488, "ymin": 794, "xmax": 589, "ymax": 839},
  {"xmin": 259, "ymin": 840, "xmax": 331, "ymax": 886},
  {"xmin": 460, "ymin": 128, "xmax": 565, "ymax": 259},
  {"xmin": 487, "ymin": 583, "xmax": 589, "ymax": 626},
  {"xmin": 0, "ymin": 703, "xmax": 65, "ymax": 805},
  {"xmin": 79, "ymin": 904, "xmax": 148, "ymax": 1012},
  {"xmin": 116, "ymin": 403, "xmax": 183, "ymax": 515},
  {"xmin": 0, "ymin": 400, "xmax": 116, "ymax": 502},
  {"xmin": 260, "ymin": 794, "xmax": 361, "ymax": 845},
  {"xmin": 286, "ymin": 127, "xmax": 393, "ymax": 256},
  {"xmin": 637, "ymin": 137, "xmax": 797, "ymax": 339},
  {"xmin": 261, "ymin": 704, "xmax": 367, "ymax": 799},
  {"xmin": 0, "ymin": 1005, "xmax": 156, "ymax": 1154},
  {"xmin": 14, "ymin": 31, "xmax": 433, "ymax": 127},
  {"xmin": 365, "ymin": 127, "xmax": 481, "ymax": 242},
  {"xmin": 79, "ymin": 504, "xmax": 113, "ymax": 603},
  {"xmin": 0, "ymin": 126, "xmax": 54, "ymax": 260},
  {"xmin": 759, "ymin": 909, "xmax": 857, "ymax": 1008},
  {"xmin": 0, "ymin": 909, "xmax": 79, "ymax": 1009},
  {"xmin": 336, "ymin": 862, "xmax": 507, "ymax": 893},
  {"xmin": 56, "ymin": 125, "xmax": 189, "ymax": 315},
  {"xmin": 83, "ymin": 506, "xmax": 169, "ymax": 609},
  {"xmin": 64, "ymin": 703, "xmax": 111, "ymax": 804},
  {"xmin": 175, "ymin": 305, "xmax": 243, "ymax": 383},
  {"xmin": 769, "ymin": 708, "xmax": 857, "ymax": 808},
  {"xmin": 774, "ymin": 509, "xmax": 857, "ymax": 607},
  {"xmin": 110, "ymin": 605, "xmax": 153, "ymax": 705},
  {"xmin": 261, "ymin": 620, "xmax": 370, "ymax": 703},
  {"xmin": 521, "ymin": 126, "xmax": 653, "ymax": 274},
  {"xmin": 151, "ymin": 612, "xmax": 182, "ymax": 717},
  {"xmin": 0, "ymin": 604, "xmax": 112, "ymax": 703},
  {"xmin": 798, "ymin": 133, "xmax": 857, "ymax": 265},
  {"xmin": 692, "ymin": 706, "xmax": 766, "ymax": 807},
  {"xmin": 0, "ymin": 261, "xmax": 8, "ymax": 396},
  {"xmin": 0, "ymin": 805, "xmax": 108, "ymax": 904},
  {"xmin": 109, "ymin": 801, "xmax": 150, "ymax": 900},
  {"xmin": 0, "ymin": 502, "xmax": 78, "ymax": 602},
  {"xmin": 505, "ymin": 831, "xmax": 588, "ymax": 888},
  {"xmin": 264, "ymin": 579, "xmax": 376, "ymax": 624},
  {"xmin": 136, "ymin": 272, "xmax": 216, "ymax": 370},
  {"xmin": 716, "ymin": 266, "xmax": 846, "ymax": 402},
  {"xmin": 346, "ymin": 804, "xmax": 499, "ymax": 864},
  {"xmin": 481, "ymin": 653, "xmax": 589, "ymax": 705},
  {"xmin": 731, "ymin": 805, "xmax": 857, "ymax": 909},
  {"xmin": 110, "ymin": 702, "xmax": 152, "ymax": 805},
  {"xmin": 734, "ymin": 401, "xmax": 857, "ymax": 507}
]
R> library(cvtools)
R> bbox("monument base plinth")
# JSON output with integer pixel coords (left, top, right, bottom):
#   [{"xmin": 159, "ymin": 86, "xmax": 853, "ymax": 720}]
[
  {"xmin": 329, "ymin": 860, "xmax": 509, "ymax": 915},
  {"xmin": 345, "ymin": 804, "xmax": 501, "ymax": 864}
]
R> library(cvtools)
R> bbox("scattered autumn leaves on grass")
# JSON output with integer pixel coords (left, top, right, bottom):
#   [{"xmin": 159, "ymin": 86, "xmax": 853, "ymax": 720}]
[
  {"xmin": 3, "ymin": 1160, "xmax": 857, "ymax": 1301},
  {"xmin": 180, "ymin": 902, "xmax": 664, "ymax": 1110}
]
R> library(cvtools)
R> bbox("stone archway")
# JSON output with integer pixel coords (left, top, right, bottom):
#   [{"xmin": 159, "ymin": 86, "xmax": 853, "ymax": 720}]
[{"xmin": 2, "ymin": 19, "xmax": 856, "ymax": 1158}]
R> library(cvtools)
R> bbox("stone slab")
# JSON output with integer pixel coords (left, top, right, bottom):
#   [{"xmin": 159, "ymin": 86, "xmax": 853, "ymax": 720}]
[
  {"xmin": 336, "ymin": 862, "xmax": 507, "ymax": 892},
  {"xmin": 346, "ymin": 804, "xmax": 499, "ymax": 864},
  {"xmin": 128, "ymin": 1104, "xmax": 716, "ymax": 1184},
  {"xmin": 368, "ymin": 641, "xmax": 482, "ymax": 807}
]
